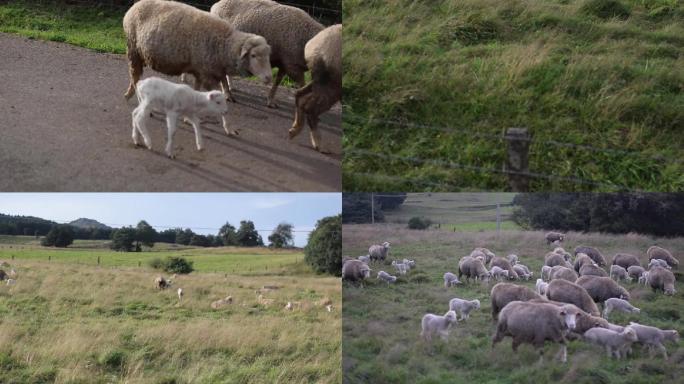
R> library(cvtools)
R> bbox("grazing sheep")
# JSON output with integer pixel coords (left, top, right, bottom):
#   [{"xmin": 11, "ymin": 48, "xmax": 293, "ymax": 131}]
[
  {"xmin": 342, "ymin": 260, "xmax": 372, "ymax": 283},
  {"xmin": 549, "ymin": 266, "xmax": 578, "ymax": 282},
  {"xmin": 377, "ymin": 270, "xmax": 397, "ymax": 286},
  {"xmin": 357, "ymin": 255, "xmax": 370, "ymax": 264},
  {"xmin": 627, "ymin": 265, "xmax": 645, "ymax": 281},
  {"xmin": 574, "ymin": 246, "xmax": 607, "ymax": 267},
  {"xmin": 6, "ymin": 279, "xmax": 16, "ymax": 286},
  {"xmin": 530, "ymin": 299, "xmax": 610, "ymax": 336},
  {"xmin": 289, "ymin": 24, "xmax": 341, "ymax": 150},
  {"xmin": 513, "ymin": 265, "xmax": 532, "ymax": 280},
  {"xmin": 609, "ymin": 265, "xmax": 631, "ymax": 282},
  {"xmin": 536, "ymin": 279, "xmax": 549, "ymax": 296},
  {"xmin": 368, "ymin": 242, "xmax": 390, "ymax": 262},
  {"xmin": 123, "ymin": 0, "xmax": 272, "ymax": 135},
  {"xmin": 515, "ymin": 263, "xmax": 532, "ymax": 275},
  {"xmin": 131, "ymin": 77, "xmax": 228, "ymax": 158},
  {"xmin": 154, "ymin": 276, "xmax": 169, "ymax": 290},
  {"xmin": 211, "ymin": 296, "xmax": 233, "ymax": 309},
  {"xmin": 544, "ymin": 252, "xmax": 572, "ymax": 269},
  {"xmin": 647, "ymin": 246, "xmax": 679, "ymax": 268},
  {"xmin": 449, "ymin": 298, "xmax": 481, "ymax": 321},
  {"xmin": 285, "ymin": 301, "xmax": 293, "ymax": 311},
  {"xmin": 443, "ymin": 272, "xmax": 462, "ymax": 287},
  {"xmin": 638, "ymin": 271, "xmax": 650, "ymax": 286},
  {"xmin": 579, "ymin": 263, "xmax": 608, "ymax": 278},
  {"xmin": 471, "ymin": 247, "xmax": 496, "ymax": 264},
  {"xmin": 507, "ymin": 254, "xmax": 519, "ymax": 265},
  {"xmin": 391, "ymin": 260, "xmax": 409, "ymax": 275},
  {"xmin": 492, "ymin": 300, "xmax": 580, "ymax": 363},
  {"xmin": 490, "ymin": 266, "xmax": 510, "ymax": 281},
  {"xmin": 628, "ymin": 322, "xmax": 680, "ymax": 359},
  {"xmin": 553, "ymin": 247, "xmax": 572, "ymax": 262},
  {"xmin": 177, "ymin": 288, "xmax": 183, "ymax": 301},
  {"xmin": 647, "ymin": 266, "xmax": 676, "ymax": 295},
  {"xmin": 575, "ymin": 275, "xmax": 631, "ymax": 303},
  {"xmin": 490, "ymin": 283, "xmax": 543, "ymax": 320},
  {"xmin": 574, "ymin": 253, "xmax": 596, "ymax": 273},
  {"xmin": 458, "ymin": 256, "xmax": 491, "ymax": 283},
  {"xmin": 421, "ymin": 310, "xmax": 458, "ymax": 342},
  {"xmin": 545, "ymin": 232, "xmax": 565, "ymax": 244},
  {"xmin": 541, "ymin": 265, "xmax": 552, "ymax": 281},
  {"xmin": 403, "ymin": 259, "xmax": 416, "ymax": 269},
  {"xmin": 611, "ymin": 253, "xmax": 641, "ymax": 270},
  {"xmin": 603, "ymin": 298, "xmax": 640, "ymax": 318},
  {"xmin": 210, "ymin": 0, "xmax": 324, "ymax": 108},
  {"xmin": 546, "ymin": 279, "xmax": 601, "ymax": 316},
  {"xmin": 490, "ymin": 257, "xmax": 519, "ymax": 280},
  {"xmin": 584, "ymin": 326, "xmax": 638, "ymax": 359},
  {"xmin": 648, "ymin": 258, "xmax": 671, "ymax": 270}
]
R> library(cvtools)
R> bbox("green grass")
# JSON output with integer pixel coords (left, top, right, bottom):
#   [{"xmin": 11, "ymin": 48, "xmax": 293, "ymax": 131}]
[
  {"xmin": 342, "ymin": 0, "xmax": 684, "ymax": 191},
  {"xmin": 343, "ymin": 224, "xmax": 684, "ymax": 383}
]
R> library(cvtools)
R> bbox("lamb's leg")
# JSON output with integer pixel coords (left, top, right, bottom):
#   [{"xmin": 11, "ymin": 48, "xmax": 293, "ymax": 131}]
[
  {"xmin": 307, "ymin": 113, "xmax": 322, "ymax": 151},
  {"xmin": 187, "ymin": 117, "xmax": 204, "ymax": 151},
  {"xmin": 165, "ymin": 112, "xmax": 179, "ymax": 159},
  {"xmin": 131, "ymin": 106, "xmax": 141, "ymax": 146},
  {"xmin": 124, "ymin": 47, "xmax": 143, "ymax": 100},
  {"xmin": 266, "ymin": 68, "xmax": 286, "ymax": 108},
  {"xmin": 655, "ymin": 343, "xmax": 668, "ymax": 360},
  {"xmin": 220, "ymin": 76, "xmax": 236, "ymax": 103},
  {"xmin": 136, "ymin": 104, "xmax": 153, "ymax": 150}
]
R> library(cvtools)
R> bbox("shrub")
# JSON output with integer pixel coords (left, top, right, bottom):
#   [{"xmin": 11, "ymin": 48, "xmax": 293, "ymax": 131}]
[
  {"xmin": 580, "ymin": 0, "xmax": 630, "ymax": 20},
  {"xmin": 407, "ymin": 217, "xmax": 432, "ymax": 230},
  {"xmin": 98, "ymin": 349, "xmax": 125, "ymax": 371},
  {"xmin": 148, "ymin": 257, "xmax": 194, "ymax": 274},
  {"xmin": 305, "ymin": 215, "xmax": 341, "ymax": 276},
  {"xmin": 147, "ymin": 257, "xmax": 164, "ymax": 270}
]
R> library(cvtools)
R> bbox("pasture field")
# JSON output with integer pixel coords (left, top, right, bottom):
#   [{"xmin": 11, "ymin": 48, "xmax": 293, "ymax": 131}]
[{"xmin": 342, "ymin": 224, "xmax": 684, "ymax": 384}]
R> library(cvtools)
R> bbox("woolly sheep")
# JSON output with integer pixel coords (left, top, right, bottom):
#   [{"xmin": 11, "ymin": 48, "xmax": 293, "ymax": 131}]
[
  {"xmin": 490, "ymin": 282, "xmax": 543, "ymax": 320},
  {"xmin": 603, "ymin": 298, "xmax": 640, "ymax": 318},
  {"xmin": 449, "ymin": 298, "xmax": 481, "ymax": 321},
  {"xmin": 648, "ymin": 258, "xmax": 671, "ymax": 270},
  {"xmin": 574, "ymin": 246, "xmax": 607, "ymax": 267},
  {"xmin": 628, "ymin": 322, "xmax": 680, "ymax": 359},
  {"xmin": 515, "ymin": 263, "xmax": 532, "ymax": 275},
  {"xmin": 132, "ymin": 77, "xmax": 228, "ymax": 158},
  {"xmin": 391, "ymin": 260, "xmax": 409, "ymax": 275},
  {"xmin": 377, "ymin": 270, "xmax": 397, "ymax": 286},
  {"xmin": 342, "ymin": 260, "xmax": 371, "ymax": 282},
  {"xmin": 177, "ymin": 287, "xmax": 183, "ymax": 301},
  {"xmin": 210, "ymin": 296, "xmax": 233, "ymax": 309},
  {"xmin": 536, "ymin": 278, "xmax": 549, "ymax": 296},
  {"xmin": 490, "ymin": 266, "xmax": 510, "ymax": 281},
  {"xmin": 579, "ymin": 263, "xmax": 608, "ymax": 278},
  {"xmin": 646, "ymin": 246, "xmax": 679, "ymax": 268},
  {"xmin": 490, "ymin": 256, "xmax": 519, "ymax": 280},
  {"xmin": 368, "ymin": 242, "xmax": 390, "ymax": 262},
  {"xmin": 420, "ymin": 310, "xmax": 457, "ymax": 342},
  {"xmin": 257, "ymin": 294, "xmax": 275, "ymax": 306},
  {"xmin": 402, "ymin": 259, "xmax": 416, "ymax": 269},
  {"xmin": 573, "ymin": 253, "xmax": 596, "ymax": 273},
  {"xmin": 357, "ymin": 255, "xmax": 370, "ymax": 264},
  {"xmin": 544, "ymin": 252, "xmax": 572, "ymax": 269},
  {"xmin": 647, "ymin": 266, "xmax": 676, "ymax": 295},
  {"xmin": 627, "ymin": 265, "xmax": 645, "ymax": 280},
  {"xmin": 575, "ymin": 275, "xmax": 631, "ymax": 303},
  {"xmin": 529, "ymin": 299, "xmax": 610, "ymax": 336},
  {"xmin": 546, "ymin": 279, "xmax": 601, "ymax": 316},
  {"xmin": 443, "ymin": 272, "xmax": 462, "ymax": 287},
  {"xmin": 549, "ymin": 266, "xmax": 578, "ymax": 282},
  {"xmin": 545, "ymin": 232, "xmax": 565, "ymax": 244},
  {"xmin": 471, "ymin": 247, "xmax": 496, "ymax": 264},
  {"xmin": 507, "ymin": 254, "xmax": 519, "ymax": 265},
  {"xmin": 609, "ymin": 265, "xmax": 631, "ymax": 283},
  {"xmin": 513, "ymin": 265, "xmax": 532, "ymax": 280},
  {"xmin": 553, "ymin": 247, "xmax": 572, "ymax": 262},
  {"xmin": 289, "ymin": 24, "xmax": 341, "ymax": 150},
  {"xmin": 611, "ymin": 253, "xmax": 640, "ymax": 270},
  {"xmin": 638, "ymin": 271, "xmax": 650, "ymax": 285},
  {"xmin": 210, "ymin": 0, "xmax": 324, "ymax": 108},
  {"xmin": 584, "ymin": 326, "xmax": 638, "ymax": 359},
  {"xmin": 541, "ymin": 265, "xmax": 552, "ymax": 281},
  {"xmin": 458, "ymin": 256, "xmax": 491, "ymax": 283},
  {"xmin": 154, "ymin": 276, "xmax": 169, "ymax": 290}
]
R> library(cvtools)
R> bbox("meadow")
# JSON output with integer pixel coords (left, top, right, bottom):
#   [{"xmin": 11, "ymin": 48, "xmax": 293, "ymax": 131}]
[
  {"xmin": 0, "ymin": 240, "xmax": 341, "ymax": 383},
  {"xmin": 342, "ymin": 224, "xmax": 683, "ymax": 384}
]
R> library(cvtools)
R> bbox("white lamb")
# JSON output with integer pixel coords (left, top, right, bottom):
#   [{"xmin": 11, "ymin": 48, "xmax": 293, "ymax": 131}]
[
  {"xmin": 358, "ymin": 255, "xmax": 370, "ymax": 264},
  {"xmin": 639, "ymin": 271, "xmax": 650, "ymax": 285},
  {"xmin": 603, "ymin": 298, "xmax": 640, "ymax": 318},
  {"xmin": 609, "ymin": 265, "xmax": 632, "ymax": 282},
  {"xmin": 507, "ymin": 254, "xmax": 519, "ymax": 265},
  {"xmin": 420, "ymin": 310, "xmax": 457, "ymax": 342},
  {"xmin": 391, "ymin": 260, "xmax": 409, "ymax": 275},
  {"xmin": 448, "ymin": 298, "xmax": 481, "ymax": 321},
  {"xmin": 177, "ymin": 287, "xmax": 183, "ymax": 301},
  {"xmin": 443, "ymin": 272, "xmax": 461, "ymax": 287},
  {"xmin": 584, "ymin": 326, "xmax": 638, "ymax": 359},
  {"xmin": 490, "ymin": 266, "xmax": 509, "ymax": 281},
  {"xmin": 132, "ymin": 77, "xmax": 229, "ymax": 158},
  {"xmin": 648, "ymin": 258, "xmax": 671, "ymax": 270},
  {"xmin": 628, "ymin": 322, "xmax": 680, "ymax": 359},
  {"xmin": 403, "ymin": 259, "xmax": 416, "ymax": 269},
  {"xmin": 377, "ymin": 270, "xmax": 397, "ymax": 285},
  {"xmin": 536, "ymin": 278, "xmax": 549, "ymax": 296}
]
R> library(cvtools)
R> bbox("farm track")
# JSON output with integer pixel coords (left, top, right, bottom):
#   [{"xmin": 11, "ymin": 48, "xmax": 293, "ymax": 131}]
[{"xmin": 0, "ymin": 33, "xmax": 341, "ymax": 191}]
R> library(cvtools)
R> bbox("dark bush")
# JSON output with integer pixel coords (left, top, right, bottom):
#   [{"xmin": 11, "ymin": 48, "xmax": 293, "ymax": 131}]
[
  {"xmin": 147, "ymin": 257, "xmax": 164, "ymax": 270},
  {"xmin": 305, "ymin": 215, "xmax": 341, "ymax": 276},
  {"xmin": 580, "ymin": 0, "xmax": 630, "ymax": 20},
  {"xmin": 408, "ymin": 217, "xmax": 432, "ymax": 230},
  {"xmin": 161, "ymin": 257, "xmax": 194, "ymax": 274}
]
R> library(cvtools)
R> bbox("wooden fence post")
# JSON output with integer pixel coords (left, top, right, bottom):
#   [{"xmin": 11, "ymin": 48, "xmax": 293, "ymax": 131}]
[{"xmin": 505, "ymin": 127, "xmax": 530, "ymax": 192}]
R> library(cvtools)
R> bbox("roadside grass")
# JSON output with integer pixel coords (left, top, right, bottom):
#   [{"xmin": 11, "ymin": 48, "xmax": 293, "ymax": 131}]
[
  {"xmin": 343, "ymin": 0, "xmax": 684, "ymax": 191},
  {"xmin": 342, "ymin": 224, "xmax": 684, "ymax": 383}
]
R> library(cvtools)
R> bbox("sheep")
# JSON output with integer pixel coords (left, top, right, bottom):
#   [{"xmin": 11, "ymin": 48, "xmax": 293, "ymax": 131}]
[
  {"xmin": 602, "ymin": 298, "xmax": 640, "ymax": 318},
  {"xmin": 638, "ymin": 271, "xmax": 650, "ymax": 285},
  {"xmin": 6, "ymin": 279, "xmax": 16, "ymax": 286},
  {"xmin": 507, "ymin": 254, "xmax": 519, "ymax": 265},
  {"xmin": 342, "ymin": 260, "xmax": 372, "ymax": 283},
  {"xmin": 549, "ymin": 266, "xmax": 578, "ymax": 282},
  {"xmin": 211, "ymin": 296, "xmax": 233, "ymax": 309},
  {"xmin": 541, "ymin": 265, "xmax": 552, "ymax": 281},
  {"xmin": 420, "ymin": 310, "xmax": 458, "ymax": 342},
  {"xmin": 443, "ymin": 272, "xmax": 462, "ymax": 287},
  {"xmin": 377, "ymin": 270, "xmax": 397, "ymax": 286},
  {"xmin": 529, "ymin": 299, "xmax": 610, "ymax": 336},
  {"xmin": 553, "ymin": 247, "xmax": 572, "ymax": 262},
  {"xmin": 628, "ymin": 322, "xmax": 680, "ymax": 359},
  {"xmin": 627, "ymin": 265, "xmax": 645, "ymax": 281},
  {"xmin": 573, "ymin": 253, "xmax": 596, "ymax": 273},
  {"xmin": 177, "ymin": 288, "xmax": 183, "ymax": 301},
  {"xmin": 123, "ymin": 0, "xmax": 272, "ymax": 136},
  {"xmin": 458, "ymin": 256, "xmax": 491, "ymax": 283},
  {"xmin": 545, "ymin": 232, "xmax": 565, "ymax": 244},
  {"xmin": 648, "ymin": 258, "xmax": 671, "ymax": 270},
  {"xmin": 285, "ymin": 301, "xmax": 294, "ymax": 311},
  {"xmin": 492, "ymin": 300, "xmax": 580, "ymax": 363},
  {"xmin": 131, "ymin": 77, "xmax": 229, "ymax": 158},
  {"xmin": 368, "ymin": 242, "xmax": 390, "ymax": 262},
  {"xmin": 536, "ymin": 278, "xmax": 549, "ymax": 296},
  {"xmin": 210, "ymin": 0, "xmax": 324, "ymax": 108},
  {"xmin": 513, "ymin": 265, "xmax": 532, "ymax": 280},
  {"xmin": 579, "ymin": 263, "xmax": 608, "ymax": 278},
  {"xmin": 574, "ymin": 246, "xmax": 607, "ymax": 267},
  {"xmin": 490, "ymin": 282, "xmax": 543, "ymax": 320},
  {"xmin": 257, "ymin": 294, "xmax": 275, "ymax": 306},
  {"xmin": 154, "ymin": 276, "xmax": 169, "ymax": 290},
  {"xmin": 515, "ymin": 263, "xmax": 532, "ymax": 275},
  {"xmin": 546, "ymin": 279, "xmax": 600, "ymax": 316},
  {"xmin": 289, "ymin": 24, "xmax": 341, "ymax": 151},
  {"xmin": 647, "ymin": 266, "xmax": 676, "ymax": 295},
  {"xmin": 544, "ymin": 252, "xmax": 572, "ymax": 269},
  {"xmin": 403, "ymin": 259, "xmax": 416, "ymax": 269},
  {"xmin": 575, "ymin": 275, "xmax": 631, "ymax": 303},
  {"xmin": 448, "ymin": 298, "xmax": 481, "ymax": 321},
  {"xmin": 356, "ymin": 255, "xmax": 370, "ymax": 264},
  {"xmin": 326, "ymin": 304, "xmax": 333, "ymax": 312},
  {"xmin": 391, "ymin": 260, "xmax": 409, "ymax": 275},
  {"xmin": 611, "ymin": 253, "xmax": 641, "ymax": 270},
  {"xmin": 609, "ymin": 265, "xmax": 631, "ymax": 283},
  {"xmin": 490, "ymin": 256, "xmax": 519, "ymax": 280},
  {"xmin": 646, "ymin": 245, "xmax": 679, "ymax": 268},
  {"xmin": 490, "ymin": 266, "xmax": 510, "ymax": 281},
  {"xmin": 471, "ymin": 247, "xmax": 496, "ymax": 264},
  {"xmin": 583, "ymin": 326, "xmax": 638, "ymax": 359}
]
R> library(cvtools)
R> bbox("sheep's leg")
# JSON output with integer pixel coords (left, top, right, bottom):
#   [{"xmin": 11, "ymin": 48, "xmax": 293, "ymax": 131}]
[
  {"xmin": 165, "ymin": 112, "xmax": 179, "ymax": 159},
  {"xmin": 131, "ymin": 106, "xmax": 141, "ymax": 146},
  {"xmin": 307, "ymin": 113, "xmax": 322, "ymax": 151},
  {"xmin": 439, "ymin": 330, "xmax": 449, "ymax": 342},
  {"xmin": 220, "ymin": 76, "xmax": 236, "ymax": 103},
  {"xmin": 187, "ymin": 117, "xmax": 204, "ymax": 151},
  {"xmin": 557, "ymin": 344, "xmax": 568, "ymax": 363},
  {"xmin": 266, "ymin": 68, "xmax": 286, "ymax": 108},
  {"xmin": 124, "ymin": 48, "xmax": 143, "ymax": 100},
  {"xmin": 135, "ymin": 104, "xmax": 153, "ymax": 150},
  {"xmin": 290, "ymin": 83, "xmax": 313, "ymax": 140},
  {"xmin": 655, "ymin": 343, "xmax": 668, "ymax": 360}
]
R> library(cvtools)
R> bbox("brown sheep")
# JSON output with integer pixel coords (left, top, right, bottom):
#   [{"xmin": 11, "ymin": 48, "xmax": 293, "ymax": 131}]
[
  {"xmin": 647, "ymin": 246, "xmax": 679, "ymax": 268},
  {"xmin": 545, "ymin": 232, "xmax": 565, "ymax": 244},
  {"xmin": 627, "ymin": 265, "xmax": 646, "ymax": 280},
  {"xmin": 611, "ymin": 253, "xmax": 641, "ymax": 270},
  {"xmin": 579, "ymin": 263, "xmax": 608, "ymax": 278},
  {"xmin": 549, "ymin": 266, "xmax": 578, "ymax": 282},
  {"xmin": 154, "ymin": 276, "xmax": 169, "ymax": 290},
  {"xmin": 458, "ymin": 256, "xmax": 491, "ymax": 283},
  {"xmin": 544, "ymin": 252, "xmax": 571, "ymax": 268},
  {"xmin": 490, "ymin": 282, "xmax": 542, "ymax": 320},
  {"xmin": 573, "ymin": 253, "xmax": 596, "ymax": 273},
  {"xmin": 489, "ymin": 256, "xmax": 519, "ymax": 280},
  {"xmin": 575, "ymin": 275, "xmax": 631, "ymax": 303},
  {"xmin": 342, "ymin": 260, "xmax": 371, "ymax": 283},
  {"xmin": 574, "ymin": 246, "xmax": 606, "ymax": 267},
  {"xmin": 530, "ymin": 299, "xmax": 610, "ymax": 336},
  {"xmin": 546, "ymin": 279, "xmax": 601, "ymax": 316},
  {"xmin": 647, "ymin": 266, "xmax": 676, "ymax": 295}
]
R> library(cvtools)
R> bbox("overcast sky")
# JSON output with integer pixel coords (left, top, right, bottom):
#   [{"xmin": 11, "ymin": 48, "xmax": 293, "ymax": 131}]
[{"xmin": 0, "ymin": 193, "xmax": 340, "ymax": 247}]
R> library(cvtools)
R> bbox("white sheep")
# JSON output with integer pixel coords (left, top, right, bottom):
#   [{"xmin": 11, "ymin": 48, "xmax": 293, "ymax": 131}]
[
  {"xmin": 507, "ymin": 254, "xmax": 519, "ymax": 265},
  {"xmin": 358, "ymin": 255, "xmax": 370, "ymax": 264},
  {"xmin": 391, "ymin": 260, "xmax": 409, "ymax": 275},
  {"xmin": 403, "ymin": 259, "xmax": 416, "ymax": 269},
  {"xmin": 584, "ymin": 326, "xmax": 638, "ymax": 359},
  {"xmin": 420, "ymin": 310, "xmax": 457, "ymax": 342},
  {"xmin": 177, "ymin": 287, "xmax": 183, "ymax": 301},
  {"xmin": 376, "ymin": 270, "xmax": 397, "ymax": 286},
  {"xmin": 443, "ymin": 272, "xmax": 462, "ymax": 287},
  {"xmin": 536, "ymin": 278, "xmax": 549, "ymax": 296},
  {"xmin": 638, "ymin": 271, "xmax": 650, "ymax": 285},
  {"xmin": 628, "ymin": 322, "xmax": 680, "ymax": 359},
  {"xmin": 602, "ymin": 298, "xmax": 640, "ymax": 318},
  {"xmin": 490, "ymin": 266, "xmax": 509, "ymax": 281},
  {"xmin": 448, "ymin": 298, "xmax": 481, "ymax": 321},
  {"xmin": 609, "ymin": 265, "xmax": 632, "ymax": 282},
  {"xmin": 541, "ymin": 265, "xmax": 552, "ymax": 281},
  {"xmin": 132, "ymin": 77, "xmax": 228, "ymax": 158},
  {"xmin": 648, "ymin": 258, "xmax": 671, "ymax": 270}
]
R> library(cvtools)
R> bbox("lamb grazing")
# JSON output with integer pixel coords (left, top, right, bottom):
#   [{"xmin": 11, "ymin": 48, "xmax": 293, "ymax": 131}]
[
  {"xmin": 6, "ymin": 279, "xmax": 16, "ymax": 286},
  {"xmin": 377, "ymin": 270, "xmax": 397, "ymax": 286},
  {"xmin": 638, "ymin": 271, "xmax": 650, "ymax": 285},
  {"xmin": 210, "ymin": 0, "xmax": 324, "ymax": 108},
  {"xmin": 123, "ymin": 0, "xmax": 272, "ymax": 135},
  {"xmin": 391, "ymin": 260, "xmax": 409, "ymax": 275},
  {"xmin": 507, "ymin": 254, "xmax": 519, "ymax": 265},
  {"xmin": 628, "ymin": 322, "xmax": 680, "ymax": 359},
  {"xmin": 609, "ymin": 265, "xmax": 631, "ymax": 283},
  {"xmin": 131, "ymin": 77, "xmax": 228, "ymax": 158},
  {"xmin": 611, "ymin": 253, "xmax": 641, "ymax": 270},
  {"xmin": 579, "ymin": 263, "xmax": 608, "ymax": 278},
  {"xmin": 177, "ymin": 288, "xmax": 183, "ymax": 301},
  {"xmin": 574, "ymin": 246, "xmax": 607, "ymax": 267},
  {"xmin": 544, "ymin": 252, "xmax": 572, "ymax": 269},
  {"xmin": 403, "ymin": 259, "xmax": 416, "ymax": 269},
  {"xmin": 549, "ymin": 266, "xmax": 578, "ymax": 282},
  {"xmin": 471, "ymin": 247, "xmax": 496, "ymax": 264},
  {"xmin": 584, "ymin": 326, "xmax": 638, "ymax": 359},
  {"xmin": 536, "ymin": 279, "xmax": 549, "ymax": 296},
  {"xmin": 648, "ymin": 258, "xmax": 671, "ymax": 270},
  {"xmin": 357, "ymin": 255, "xmax": 370, "ymax": 264},
  {"xmin": 289, "ymin": 24, "xmax": 341, "ymax": 150},
  {"xmin": 490, "ymin": 257, "xmax": 519, "ymax": 280},
  {"xmin": 342, "ymin": 260, "xmax": 371, "ymax": 283},
  {"xmin": 546, "ymin": 279, "xmax": 601, "ymax": 316},
  {"xmin": 154, "ymin": 276, "xmax": 169, "ymax": 290},
  {"xmin": 211, "ymin": 296, "xmax": 233, "ymax": 309},
  {"xmin": 448, "ymin": 298, "xmax": 481, "ymax": 321},
  {"xmin": 541, "ymin": 265, "xmax": 552, "ymax": 281},
  {"xmin": 603, "ymin": 298, "xmax": 640, "ymax": 318},
  {"xmin": 545, "ymin": 231, "xmax": 565, "ymax": 244},
  {"xmin": 513, "ymin": 265, "xmax": 532, "ymax": 280},
  {"xmin": 492, "ymin": 301, "xmax": 580, "ymax": 363},
  {"xmin": 575, "ymin": 275, "xmax": 631, "ymax": 303},
  {"xmin": 490, "ymin": 266, "xmax": 510, "ymax": 281},
  {"xmin": 627, "ymin": 265, "xmax": 645, "ymax": 280},
  {"xmin": 573, "ymin": 253, "xmax": 597, "ymax": 273},
  {"xmin": 647, "ymin": 266, "xmax": 676, "ymax": 295},
  {"xmin": 458, "ymin": 256, "xmax": 491, "ymax": 283},
  {"xmin": 443, "ymin": 272, "xmax": 462, "ymax": 287},
  {"xmin": 646, "ymin": 245, "xmax": 679, "ymax": 268},
  {"xmin": 553, "ymin": 247, "xmax": 572, "ymax": 262},
  {"xmin": 515, "ymin": 263, "xmax": 532, "ymax": 275},
  {"xmin": 420, "ymin": 310, "xmax": 458, "ymax": 342},
  {"xmin": 490, "ymin": 283, "xmax": 543, "ymax": 320},
  {"xmin": 368, "ymin": 242, "xmax": 390, "ymax": 262}
]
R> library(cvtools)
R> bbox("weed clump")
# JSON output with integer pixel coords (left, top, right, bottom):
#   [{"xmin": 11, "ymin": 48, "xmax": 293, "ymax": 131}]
[
  {"xmin": 148, "ymin": 256, "xmax": 194, "ymax": 274},
  {"xmin": 580, "ymin": 0, "xmax": 631, "ymax": 20},
  {"xmin": 408, "ymin": 217, "xmax": 432, "ymax": 230},
  {"xmin": 446, "ymin": 14, "xmax": 501, "ymax": 45}
]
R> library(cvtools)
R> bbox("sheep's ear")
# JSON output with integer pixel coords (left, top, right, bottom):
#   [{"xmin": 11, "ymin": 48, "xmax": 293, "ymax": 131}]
[
  {"xmin": 559, "ymin": 310, "xmax": 566, "ymax": 316},
  {"xmin": 240, "ymin": 42, "xmax": 252, "ymax": 59},
  {"xmin": 208, "ymin": 92, "xmax": 221, "ymax": 101}
]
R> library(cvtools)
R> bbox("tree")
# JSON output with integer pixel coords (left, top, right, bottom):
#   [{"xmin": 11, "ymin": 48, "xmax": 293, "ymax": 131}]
[
  {"xmin": 342, "ymin": 193, "xmax": 384, "ymax": 223},
  {"xmin": 268, "ymin": 222, "xmax": 294, "ymax": 248},
  {"xmin": 190, "ymin": 234, "xmax": 210, "ymax": 247},
  {"xmin": 135, "ymin": 220, "xmax": 157, "ymax": 249},
  {"xmin": 376, "ymin": 193, "xmax": 407, "ymax": 210},
  {"xmin": 110, "ymin": 227, "xmax": 137, "ymax": 252},
  {"xmin": 236, "ymin": 220, "xmax": 263, "ymax": 247},
  {"xmin": 156, "ymin": 228, "xmax": 178, "ymax": 244},
  {"xmin": 304, "ymin": 215, "xmax": 341, "ymax": 276},
  {"xmin": 41, "ymin": 225, "xmax": 75, "ymax": 248},
  {"xmin": 218, "ymin": 222, "xmax": 238, "ymax": 246},
  {"xmin": 175, "ymin": 228, "xmax": 195, "ymax": 245}
]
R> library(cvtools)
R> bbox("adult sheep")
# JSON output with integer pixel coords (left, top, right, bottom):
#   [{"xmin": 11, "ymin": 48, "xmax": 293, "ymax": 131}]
[
  {"xmin": 471, "ymin": 247, "xmax": 496, "ymax": 264},
  {"xmin": 544, "ymin": 252, "xmax": 571, "ymax": 269},
  {"xmin": 123, "ymin": 0, "xmax": 273, "ymax": 135},
  {"xmin": 545, "ymin": 232, "xmax": 565, "ymax": 245},
  {"xmin": 575, "ymin": 275, "xmax": 630, "ymax": 303},
  {"xmin": 646, "ymin": 246, "xmax": 679, "ymax": 268},
  {"xmin": 611, "ymin": 253, "xmax": 641, "ymax": 270},
  {"xmin": 573, "ymin": 253, "xmax": 596, "ymax": 273},
  {"xmin": 574, "ymin": 246, "xmax": 607, "ymax": 267},
  {"xmin": 368, "ymin": 242, "xmax": 390, "ymax": 262},
  {"xmin": 489, "ymin": 256, "xmax": 518, "ymax": 280},
  {"xmin": 647, "ymin": 266, "xmax": 676, "ymax": 295},
  {"xmin": 289, "ymin": 24, "xmax": 342, "ymax": 151},
  {"xmin": 490, "ymin": 282, "xmax": 542, "ymax": 320},
  {"xmin": 210, "ymin": 0, "xmax": 324, "ymax": 108},
  {"xmin": 549, "ymin": 266, "xmax": 578, "ymax": 282},
  {"xmin": 342, "ymin": 260, "xmax": 371, "ymax": 283},
  {"xmin": 579, "ymin": 263, "xmax": 608, "ymax": 278},
  {"xmin": 546, "ymin": 279, "xmax": 600, "ymax": 316},
  {"xmin": 458, "ymin": 256, "xmax": 491, "ymax": 283}
]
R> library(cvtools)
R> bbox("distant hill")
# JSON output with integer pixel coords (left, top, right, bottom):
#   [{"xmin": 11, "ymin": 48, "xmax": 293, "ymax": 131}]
[{"xmin": 68, "ymin": 218, "xmax": 111, "ymax": 230}]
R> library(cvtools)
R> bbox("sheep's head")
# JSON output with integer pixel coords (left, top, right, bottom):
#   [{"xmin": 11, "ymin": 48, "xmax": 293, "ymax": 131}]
[
  {"xmin": 444, "ymin": 310, "xmax": 457, "ymax": 323},
  {"xmin": 360, "ymin": 266, "xmax": 371, "ymax": 279},
  {"xmin": 623, "ymin": 327, "xmax": 638, "ymax": 342},
  {"xmin": 205, "ymin": 91, "xmax": 228, "ymax": 115},
  {"xmin": 559, "ymin": 306, "xmax": 580, "ymax": 330},
  {"xmin": 472, "ymin": 299, "xmax": 481, "ymax": 309},
  {"xmin": 240, "ymin": 36, "xmax": 272, "ymax": 84},
  {"xmin": 382, "ymin": 242, "xmax": 390, "ymax": 249}
]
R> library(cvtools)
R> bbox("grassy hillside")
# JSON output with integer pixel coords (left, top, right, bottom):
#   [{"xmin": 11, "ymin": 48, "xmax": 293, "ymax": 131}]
[
  {"xmin": 342, "ymin": 225, "xmax": 683, "ymax": 383},
  {"xmin": 343, "ymin": 0, "xmax": 684, "ymax": 191}
]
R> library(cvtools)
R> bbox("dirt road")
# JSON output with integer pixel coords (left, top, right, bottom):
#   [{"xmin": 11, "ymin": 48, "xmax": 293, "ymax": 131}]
[{"xmin": 0, "ymin": 33, "xmax": 341, "ymax": 191}]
